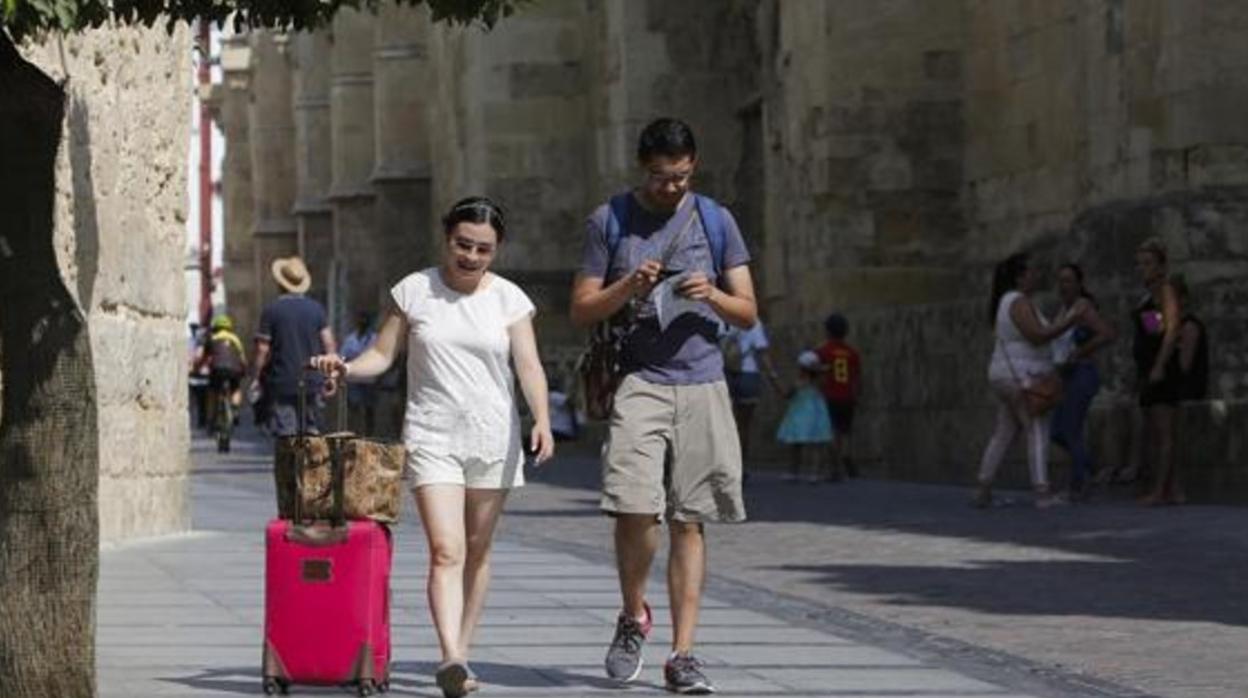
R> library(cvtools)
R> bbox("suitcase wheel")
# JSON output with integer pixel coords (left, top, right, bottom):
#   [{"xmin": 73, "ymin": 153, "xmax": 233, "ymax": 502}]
[
  {"xmin": 357, "ymin": 679, "xmax": 376, "ymax": 696},
  {"xmin": 262, "ymin": 677, "xmax": 289, "ymax": 695},
  {"xmin": 377, "ymin": 679, "xmax": 389, "ymax": 693}
]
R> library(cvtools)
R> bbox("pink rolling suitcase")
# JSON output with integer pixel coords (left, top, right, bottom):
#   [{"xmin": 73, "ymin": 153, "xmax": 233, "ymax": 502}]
[
  {"xmin": 262, "ymin": 517, "xmax": 391, "ymax": 695},
  {"xmin": 262, "ymin": 378, "xmax": 393, "ymax": 696}
]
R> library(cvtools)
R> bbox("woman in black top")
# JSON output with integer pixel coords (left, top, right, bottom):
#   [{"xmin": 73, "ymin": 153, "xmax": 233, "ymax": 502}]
[{"xmin": 1132, "ymin": 238, "xmax": 1183, "ymax": 505}]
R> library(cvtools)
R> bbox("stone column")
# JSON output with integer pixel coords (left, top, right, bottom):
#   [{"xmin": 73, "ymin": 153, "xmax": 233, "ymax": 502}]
[
  {"xmin": 328, "ymin": 9, "xmax": 378, "ymax": 334},
  {"xmin": 217, "ymin": 34, "xmax": 259, "ymax": 344},
  {"xmin": 373, "ymin": 4, "xmax": 435, "ymax": 279},
  {"xmin": 291, "ymin": 30, "xmax": 335, "ymax": 304},
  {"xmin": 247, "ymin": 31, "xmax": 299, "ymax": 316}
]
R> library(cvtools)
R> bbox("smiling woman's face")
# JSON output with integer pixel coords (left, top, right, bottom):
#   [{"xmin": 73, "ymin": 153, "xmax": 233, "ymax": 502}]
[{"xmin": 444, "ymin": 221, "xmax": 499, "ymax": 285}]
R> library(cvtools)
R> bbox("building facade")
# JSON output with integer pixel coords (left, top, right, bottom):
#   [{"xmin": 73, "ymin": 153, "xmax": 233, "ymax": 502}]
[{"xmin": 220, "ymin": 0, "xmax": 1247, "ymax": 494}]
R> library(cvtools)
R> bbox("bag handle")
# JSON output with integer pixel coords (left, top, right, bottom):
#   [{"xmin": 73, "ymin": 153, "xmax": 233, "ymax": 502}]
[{"xmin": 292, "ymin": 368, "xmax": 349, "ymax": 528}]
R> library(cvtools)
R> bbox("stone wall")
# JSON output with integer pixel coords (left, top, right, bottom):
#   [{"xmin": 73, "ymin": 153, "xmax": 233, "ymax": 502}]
[
  {"xmin": 218, "ymin": 1, "xmax": 1247, "ymax": 496},
  {"xmin": 751, "ymin": 0, "xmax": 1248, "ymax": 492},
  {"xmin": 18, "ymin": 25, "xmax": 193, "ymax": 541}
]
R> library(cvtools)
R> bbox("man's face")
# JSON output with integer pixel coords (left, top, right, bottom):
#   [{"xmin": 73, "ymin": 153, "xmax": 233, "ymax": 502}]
[{"xmin": 640, "ymin": 154, "xmax": 696, "ymax": 210}]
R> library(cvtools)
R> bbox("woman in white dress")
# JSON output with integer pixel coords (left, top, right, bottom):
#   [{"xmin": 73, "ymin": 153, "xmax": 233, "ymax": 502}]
[{"xmin": 311, "ymin": 196, "xmax": 554, "ymax": 698}]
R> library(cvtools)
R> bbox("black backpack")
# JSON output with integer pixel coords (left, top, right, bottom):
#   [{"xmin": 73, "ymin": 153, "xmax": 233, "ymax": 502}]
[{"xmin": 210, "ymin": 337, "xmax": 244, "ymax": 375}]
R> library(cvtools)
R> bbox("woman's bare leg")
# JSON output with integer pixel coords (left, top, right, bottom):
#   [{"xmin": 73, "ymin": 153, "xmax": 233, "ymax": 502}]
[
  {"xmin": 414, "ymin": 484, "xmax": 467, "ymax": 662},
  {"xmin": 459, "ymin": 488, "xmax": 509, "ymax": 657}
]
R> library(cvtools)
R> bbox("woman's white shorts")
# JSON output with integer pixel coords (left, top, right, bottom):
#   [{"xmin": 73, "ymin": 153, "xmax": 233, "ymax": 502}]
[{"xmin": 406, "ymin": 448, "xmax": 525, "ymax": 490}]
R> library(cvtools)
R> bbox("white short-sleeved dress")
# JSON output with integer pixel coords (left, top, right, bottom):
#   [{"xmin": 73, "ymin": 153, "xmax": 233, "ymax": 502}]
[{"xmin": 390, "ymin": 268, "xmax": 535, "ymax": 489}]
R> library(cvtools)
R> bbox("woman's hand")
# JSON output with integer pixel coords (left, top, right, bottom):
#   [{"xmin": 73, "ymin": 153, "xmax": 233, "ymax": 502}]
[
  {"xmin": 308, "ymin": 353, "xmax": 348, "ymax": 382},
  {"xmin": 1149, "ymin": 363, "xmax": 1165, "ymax": 384},
  {"xmin": 529, "ymin": 422, "xmax": 555, "ymax": 465}
]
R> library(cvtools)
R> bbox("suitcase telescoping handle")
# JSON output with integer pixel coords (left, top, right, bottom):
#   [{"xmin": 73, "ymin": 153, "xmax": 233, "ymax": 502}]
[{"xmin": 293, "ymin": 367, "xmax": 348, "ymax": 528}]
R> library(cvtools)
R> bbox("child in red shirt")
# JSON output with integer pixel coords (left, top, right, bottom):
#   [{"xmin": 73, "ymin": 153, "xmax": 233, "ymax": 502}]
[{"xmin": 816, "ymin": 313, "xmax": 861, "ymax": 478}]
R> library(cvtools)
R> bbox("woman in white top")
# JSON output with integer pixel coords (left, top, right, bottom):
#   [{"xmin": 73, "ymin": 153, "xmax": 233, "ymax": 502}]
[
  {"xmin": 974, "ymin": 252, "xmax": 1086, "ymax": 509},
  {"xmin": 311, "ymin": 196, "xmax": 554, "ymax": 698}
]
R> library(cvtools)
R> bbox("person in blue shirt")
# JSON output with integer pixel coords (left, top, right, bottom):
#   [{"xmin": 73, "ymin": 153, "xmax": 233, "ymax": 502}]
[{"xmin": 251, "ymin": 256, "xmax": 336, "ymax": 437}]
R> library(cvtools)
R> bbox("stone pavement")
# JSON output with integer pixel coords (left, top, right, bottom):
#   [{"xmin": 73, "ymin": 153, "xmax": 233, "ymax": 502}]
[
  {"xmin": 507, "ymin": 456, "xmax": 1248, "ymax": 698},
  {"xmin": 99, "ymin": 430, "xmax": 1056, "ymax": 698}
]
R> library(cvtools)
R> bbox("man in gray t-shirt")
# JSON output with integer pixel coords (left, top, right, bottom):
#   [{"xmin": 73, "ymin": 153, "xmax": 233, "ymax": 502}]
[{"xmin": 571, "ymin": 118, "xmax": 759, "ymax": 694}]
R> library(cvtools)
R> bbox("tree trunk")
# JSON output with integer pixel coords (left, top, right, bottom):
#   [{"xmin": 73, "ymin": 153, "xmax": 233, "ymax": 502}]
[{"xmin": 0, "ymin": 30, "xmax": 100, "ymax": 698}]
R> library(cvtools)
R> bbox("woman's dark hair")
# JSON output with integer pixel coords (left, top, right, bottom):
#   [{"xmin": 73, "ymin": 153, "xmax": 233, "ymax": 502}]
[
  {"xmin": 1058, "ymin": 262, "xmax": 1098, "ymax": 307},
  {"xmin": 637, "ymin": 117, "xmax": 697, "ymax": 162},
  {"xmin": 824, "ymin": 313, "xmax": 849, "ymax": 339},
  {"xmin": 1137, "ymin": 236, "xmax": 1167, "ymax": 265},
  {"xmin": 988, "ymin": 252, "xmax": 1030, "ymax": 325},
  {"xmin": 442, "ymin": 196, "xmax": 507, "ymax": 242}
]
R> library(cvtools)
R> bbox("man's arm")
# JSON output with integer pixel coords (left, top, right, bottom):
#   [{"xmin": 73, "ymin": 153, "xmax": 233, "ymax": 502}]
[
  {"xmin": 251, "ymin": 338, "xmax": 271, "ymax": 383},
  {"xmin": 570, "ymin": 262, "xmax": 663, "ymax": 328},
  {"xmin": 320, "ymin": 326, "xmax": 337, "ymax": 356},
  {"xmin": 678, "ymin": 265, "xmax": 757, "ymax": 329}
]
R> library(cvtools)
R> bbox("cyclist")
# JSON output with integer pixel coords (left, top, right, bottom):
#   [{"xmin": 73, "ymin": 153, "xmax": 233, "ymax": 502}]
[{"xmin": 197, "ymin": 315, "xmax": 247, "ymax": 445}]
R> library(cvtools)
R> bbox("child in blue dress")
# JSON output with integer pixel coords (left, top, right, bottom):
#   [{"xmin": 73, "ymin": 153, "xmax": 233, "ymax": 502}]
[{"xmin": 777, "ymin": 350, "xmax": 835, "ymax": 483}]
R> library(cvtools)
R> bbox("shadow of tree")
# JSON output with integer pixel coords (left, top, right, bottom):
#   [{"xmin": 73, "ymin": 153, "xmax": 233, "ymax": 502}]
[{"xmin": 0, "ymin": 31, "xmax": 100, "ymax": 695}]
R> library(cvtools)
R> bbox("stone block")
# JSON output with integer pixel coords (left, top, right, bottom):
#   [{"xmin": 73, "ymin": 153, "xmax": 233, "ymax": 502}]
[{"xmin": 509, "ymin": 61, "xmax": 585, "ymax": 100}]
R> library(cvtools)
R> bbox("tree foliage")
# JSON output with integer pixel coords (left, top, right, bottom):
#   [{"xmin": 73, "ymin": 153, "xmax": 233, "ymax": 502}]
[{"xmin": 1, "ymin": 0, "xmax": 522, "ymax": 42}]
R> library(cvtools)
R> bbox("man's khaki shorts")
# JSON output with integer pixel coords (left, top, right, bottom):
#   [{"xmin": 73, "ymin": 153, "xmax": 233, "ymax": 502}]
[{"xmin": 600, "ymin": 374, "xmax": 746, "ymax": 523}]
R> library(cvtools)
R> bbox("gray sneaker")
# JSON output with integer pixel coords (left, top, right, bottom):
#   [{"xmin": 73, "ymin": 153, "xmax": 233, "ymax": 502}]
[
  {"xmin": 664, "ymin": 653, "xmax": 715, "ymax": 694},
  {"xmin": 604, "ymin": 602, "xmax": 652, "ymax": 683}
]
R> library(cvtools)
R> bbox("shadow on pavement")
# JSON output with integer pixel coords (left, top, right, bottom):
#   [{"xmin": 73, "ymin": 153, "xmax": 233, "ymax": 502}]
[{"xmin": 523, "ymin": 452, "xmax": 1248, "ymax": 628}]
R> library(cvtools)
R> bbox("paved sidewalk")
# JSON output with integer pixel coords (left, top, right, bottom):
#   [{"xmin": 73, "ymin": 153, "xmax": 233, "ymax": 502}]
[{"xmin": 98, "ymin": 433, "xmax": 1040, "ymax": 697}]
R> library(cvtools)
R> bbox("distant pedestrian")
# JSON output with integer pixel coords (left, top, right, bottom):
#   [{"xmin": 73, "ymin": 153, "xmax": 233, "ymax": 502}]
[
  {"xmin": 776, "ymin": 350, "xmax": 834, "ymax": 483},
  {"xmin": 311, "ymin": 196, "xmax": 554, "ymax": 698},
  {"xmin": 1171, "ymin": 274, "xmax": 1209, "ymax": 403},
  {"xmin": 1133, "ymin": 239, "xmax": 1185, "ymax": 506},
  {"xmin": 722, "ymin": 320, "xmax": 782, "ymax": 476},
  {"xmin": 816, "ymin": 313, "xmax": 861, "ymax": 478},
  {"xmin": 251, "ymin": 256, "xmax": 336, "ymax": 437},
  {"xmin": 187, "ymin": 322, "xmax": 210, "ymax": 429},
  {"xmin": 341, "ymin": 311, "xmax": 379, "ymax": 434},
  {"xmin": 974, "ymin": 253, "xmax": 1087, "ymax": 509},
  {"xmin": 569, "ymin": 117, "xmax": 756, "ymax": 694},
  {"xmin": 1049, "ymin": 264, "xmax": 1116, "ymax": 500}
]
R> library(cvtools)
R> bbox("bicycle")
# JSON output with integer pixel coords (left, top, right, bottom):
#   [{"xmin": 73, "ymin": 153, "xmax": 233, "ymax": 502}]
[{"xmin": 210, "ymin": 376, "xmax": 237, "ymax": 453}]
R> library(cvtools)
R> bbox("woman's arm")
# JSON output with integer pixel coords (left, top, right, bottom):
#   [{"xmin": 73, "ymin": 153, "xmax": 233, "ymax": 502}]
[
  {"xmin": 309, "ymin": 304, "xmax": 406, "ymax": 381},
  {"xmin": 1009, "ymin": 296, "xmax": 1082, "ymax": 345},
  {"xmin": 1150, "ymin": 284, "xmax": 1182, "ymax": 382},
  {"xmin": 1177, "ymin": 319, "xmax": 1201, "ymax": 373},
  {"xmin": 1069, "ymin": 303, "xmax": 1118, "ymax": 362},
  {"xmin": 509, "ymin": 316, "xmax": 555, "ymax": 464},
  {"xmin": 755, "ymin": 348, "xmax": 784, "ymax": 394}
]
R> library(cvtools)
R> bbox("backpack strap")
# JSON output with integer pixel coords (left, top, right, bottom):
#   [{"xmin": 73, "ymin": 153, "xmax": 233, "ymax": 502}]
[
  {"xmin": 603, "ymin": 192, "xmax": 632, "ymax": 278},
  {"xmin": 694, "ymin": 194, "xmax": 726, "ymax": 275},
  {"xmin": 607, "ymin": 191, "xmax": 728, "ymax": 276}
]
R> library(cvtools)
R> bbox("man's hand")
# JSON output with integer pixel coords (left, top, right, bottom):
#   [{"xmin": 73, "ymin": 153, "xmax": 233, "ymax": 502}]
[
  {"xmin": 677, "ymin": 271, "xmax": 717, "ymax": 302},
  {"xmin": 628, "ymin": 260, "xmax": 662, "ymax": 297}
]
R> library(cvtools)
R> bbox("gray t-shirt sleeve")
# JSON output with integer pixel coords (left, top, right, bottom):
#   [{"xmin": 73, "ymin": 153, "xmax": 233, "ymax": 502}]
[
  {"xmin": 718, "ymin": 205, "xmax": 751, "ymax": 270},
  {"xmin": 580, "ymin": 204, "xmax": 612, "ymax": 279}
]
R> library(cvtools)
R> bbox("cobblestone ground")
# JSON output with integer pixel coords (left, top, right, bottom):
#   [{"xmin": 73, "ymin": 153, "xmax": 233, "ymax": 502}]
[
  {"xmin": 509, "ymin": 453, "xmax": 1248, "ymax": 698},
  {"xmin": 171, "ymin": 422, "xmax": 1246, "ymax": 698}
]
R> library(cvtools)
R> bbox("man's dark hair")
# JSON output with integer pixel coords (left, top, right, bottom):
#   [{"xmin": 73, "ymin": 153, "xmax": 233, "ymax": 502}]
[
  {"xmin": 824, "ymin": 313, "xmax": 849, "ymax": 339},
  {"xmin": 637, "ymin": 118, "xmax": 697, "ymax": 162}
]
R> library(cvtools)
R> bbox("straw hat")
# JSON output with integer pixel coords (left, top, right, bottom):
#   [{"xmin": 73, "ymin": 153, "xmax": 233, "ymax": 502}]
[{"xmin": 271, "ymin": 256, "xmax": 311, "ymax": 294}]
